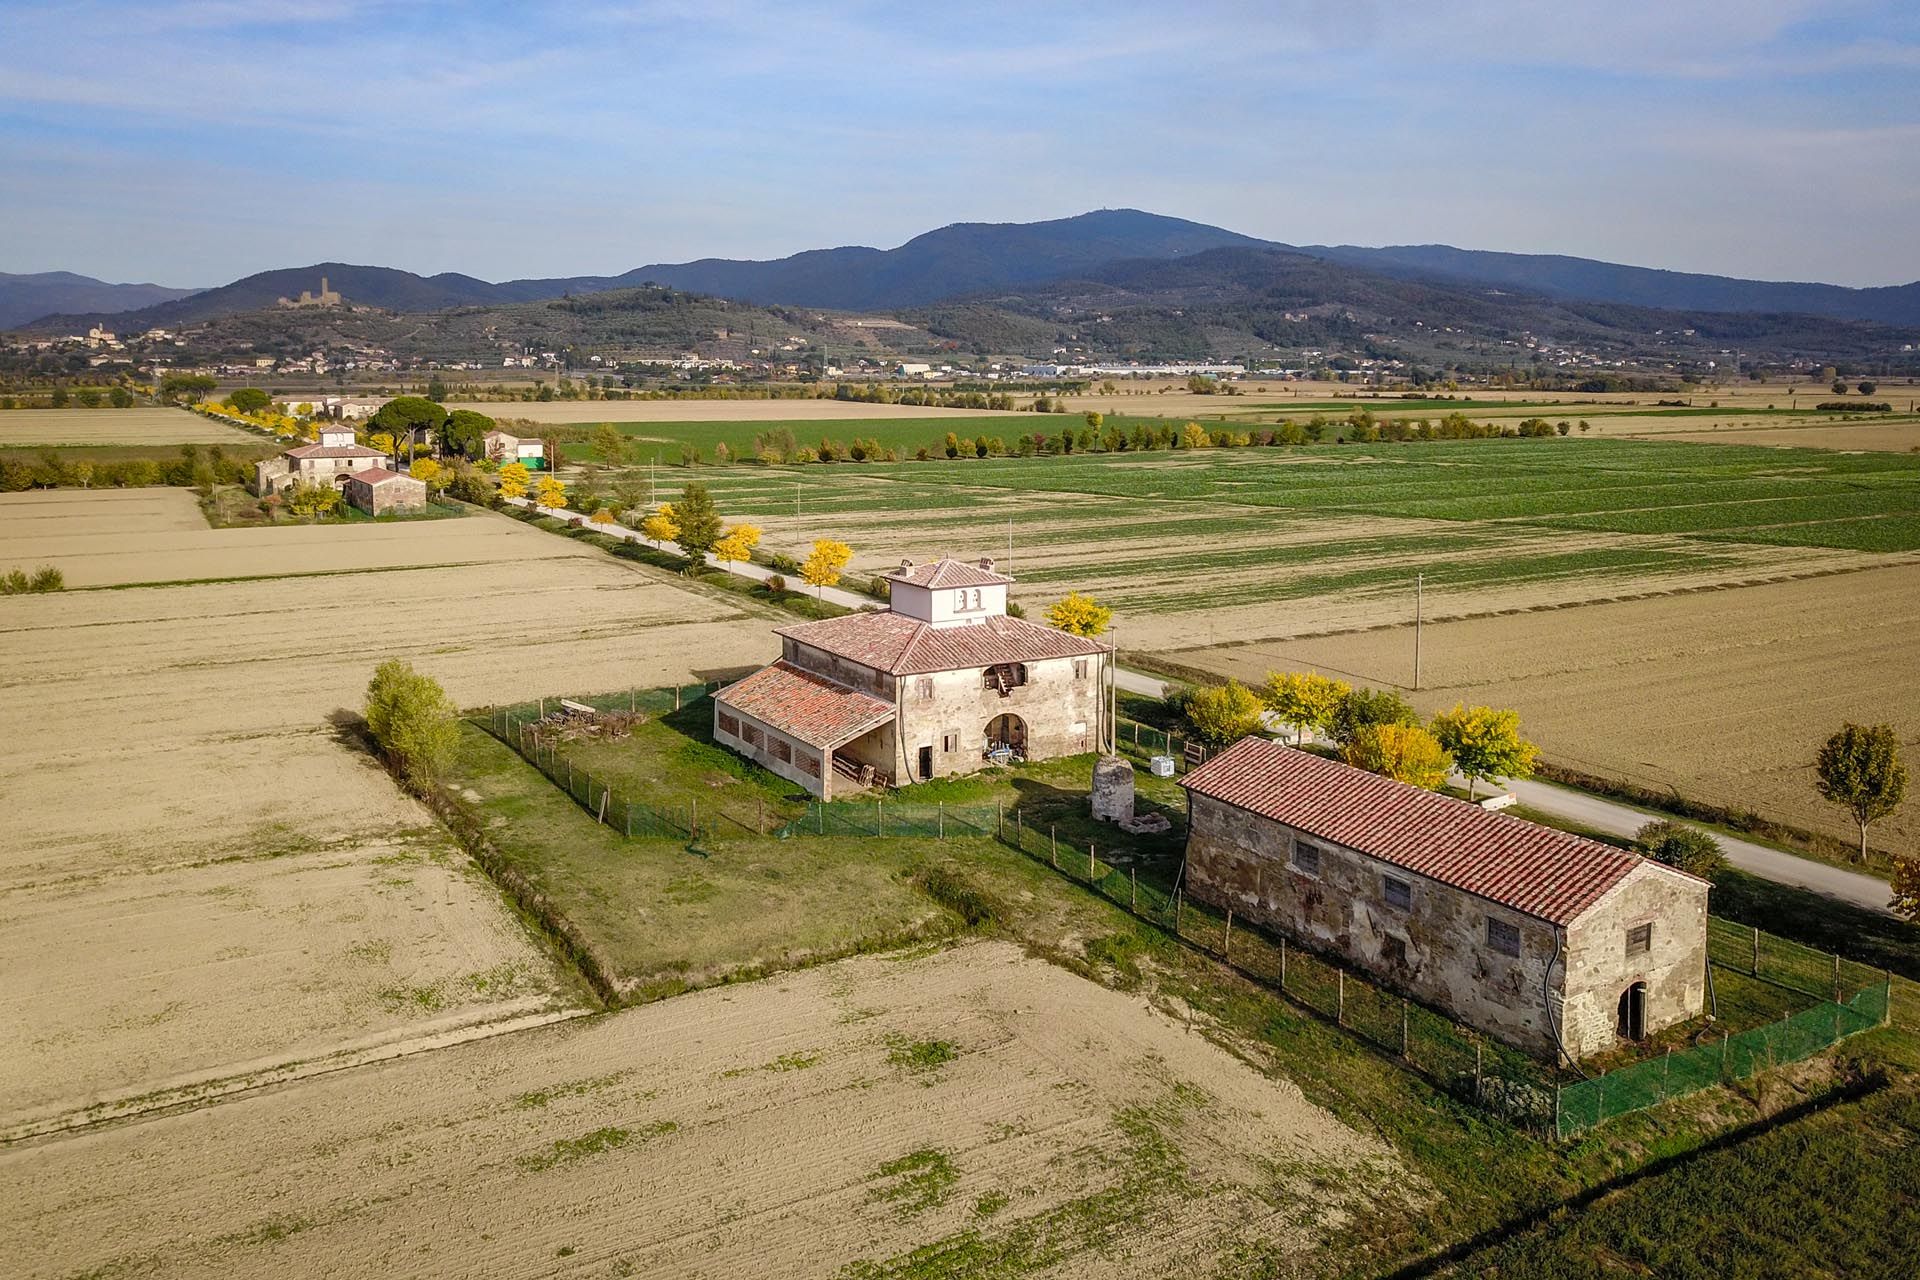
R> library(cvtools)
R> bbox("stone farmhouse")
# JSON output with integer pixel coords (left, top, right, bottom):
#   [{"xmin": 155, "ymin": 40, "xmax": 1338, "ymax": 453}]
[
  {"xmin": 713, "ymin": 557, "xmax": 1113, "ymax": 798},
  {"xmin": 252, "ymin": 424, "xmax": 389, "ymax": 496},
  {"xmin": 1179, "ymin": 737, "xmax": 1709, "ymax": 1060},
  {"xmin": 342, "ymin": 467, "xmax": 428, "ymax": 516},
  {"xmin": 483, "ymin": 429, "xmax": 548, "ymax": 469}
]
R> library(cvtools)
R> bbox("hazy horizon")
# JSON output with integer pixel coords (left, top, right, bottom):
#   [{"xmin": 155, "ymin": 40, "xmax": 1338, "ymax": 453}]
[{"xmin": 4, "ymin": 1, "xmax": 1917, "ymax": 289}]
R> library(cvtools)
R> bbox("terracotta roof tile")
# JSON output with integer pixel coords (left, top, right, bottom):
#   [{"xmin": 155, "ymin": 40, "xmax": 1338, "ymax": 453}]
[
  {"xmin": 885, "ymin": 558, "xmax": 1012, "ymax": 589},
  {"xmin": 346, "ymin": 467, "xmax": 417, "ymax": 484},
  {"xmin": 776, "ymin": 612, "xmax": 1108, "ymax": 676},
  {"xmin": 285, "ymin": 443, "xmax": 388, "ymax": 460},
  {"xmin": 714, "ymin": 660, "xmax": 895, "ymax": 748},
  {"xmin": 1180, "ymin": 738, "xmax": 1695, "ymax": 925}
]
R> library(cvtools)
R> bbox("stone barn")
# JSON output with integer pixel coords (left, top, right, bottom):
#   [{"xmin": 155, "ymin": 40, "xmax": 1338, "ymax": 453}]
[
  {"xmin": 342, "ymin": 467, "xmax": 428, "ymax": 516},
  {"xmin": 713, "ymin": 557, "xmax": 1113, "ymax": 797},
  {"xmin": 1178, "ymin": 737, "xmax": 1709, "ymax": 1061}
]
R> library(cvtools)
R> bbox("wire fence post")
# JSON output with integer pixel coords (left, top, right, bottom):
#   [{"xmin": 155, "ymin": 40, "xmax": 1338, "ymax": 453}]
[
  {"xmin": 997, "ymin": 800, "xmax": 1004, "ymax": 838},
  {"xmin": 877, "ymin": 799, "xmax": 883, "ymax": 837},
  {"xmin": 674, "ymin": 686, "xmax": 681, "ymax": 711},
  {"xmin": 1130, "ymin": 867, "xmax": 1137, "ymax": 912},
  {"xmin": 1337, "ymin": 970, "xmax": 1345, "ymax": 1027},
  {"xmin": 1015, "ymin": 809, "xmax": 1022, "ymax": 846},
  {"xmin": 596, "ymin": 787, "xmax": 608, "ymax": 825},
  {"xmin": 938, "ymin": 802, "xmax": 944, "ymax": 840},
  {"xmin": 1752, "ymin": 925, "xmax": 1760, "ymax": 976},
  {"xmin": 1401, "ymin": 1000, "xmax": 1410, "ymax": 1058},
  {"xmin": 625, "ymin": 802, "xmax": 632, "ymax": 838},
  {"xmin": 1223, "ymin": 908, "xmax": 1233, "ymax": 961},
  {"xmin": 690, "ymin": 798, "xmax": 697, "ymax": 839},
  {"xmin": 1088, "ymin": 842, "xmax": 1096, "ymax": 883},
  {"xmin": 1050, "ymin": 825, "xmax": 1057, "ymax": 868},
  {"xmin": 1280, "ymin": 937, "xmax": 1287, "ymax": 991}
]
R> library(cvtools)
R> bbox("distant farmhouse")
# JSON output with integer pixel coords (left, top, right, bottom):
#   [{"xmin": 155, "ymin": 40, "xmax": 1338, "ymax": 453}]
[
  {"xmin": 483, "ymin": 428, "xmax": 548, "ymax": 470},
  {"xmin": 1179, "ymin": 738, "xmax": 1709, "ymax": 1060},
  {"xmin": 278, "ymin": 276, "xmax": 343, "ymax": 309},
  {"xmin": 714, "ymin": 558, "xmax": 1113, "ymax": 797},
  {"xmin": 251, "ymin": 423, "xmax": 422, "ymax": 517}
]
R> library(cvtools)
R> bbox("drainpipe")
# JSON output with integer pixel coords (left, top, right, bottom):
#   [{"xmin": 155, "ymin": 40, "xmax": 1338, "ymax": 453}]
[{"xmin": 1546, "ymin": 925, "xmax": 1587, "ymax": 1079}]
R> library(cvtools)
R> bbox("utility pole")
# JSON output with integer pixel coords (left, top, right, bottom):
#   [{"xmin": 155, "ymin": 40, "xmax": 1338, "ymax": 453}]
[
  {"xmin": 796, "ymin": 482, "xmax": 801, "ymax": 519},
  {"xmin": 1006, "ymin": 515, "xmax": 1013, "ymax": 576},
  {"xmin": 1414, "ymin": 572, "xmax": 1423, "ymax": 691}
]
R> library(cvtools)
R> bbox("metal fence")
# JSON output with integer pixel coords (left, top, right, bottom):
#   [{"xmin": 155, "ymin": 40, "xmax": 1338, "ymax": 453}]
[
  {"xmin": 1706, "ymin": 915, "xmax": 1886, "ymax": 1002},
  {"xmin": 774, "ymin": 801, "xmax": 1003, "ymax": 840},
  {"xmin": 1555, "ymin": 982, "xmax": 1890, "ymax": 1138},
  {"xmin": 475, "ymin": 684, "xmax": 721, "ymax": 839}
]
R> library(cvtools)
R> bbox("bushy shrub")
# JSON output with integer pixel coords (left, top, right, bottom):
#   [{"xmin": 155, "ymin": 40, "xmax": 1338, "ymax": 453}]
[
  {"xmin": 1636, "ymin": 820, "xmax": 1727, "ymax": 880},
  {"xmin": 364, "ymin": 659, "xmax": 460, "ymax": 789},
  {"xmin": 2, "ymin": 564, "xmax": 67, "ymax": 594}
]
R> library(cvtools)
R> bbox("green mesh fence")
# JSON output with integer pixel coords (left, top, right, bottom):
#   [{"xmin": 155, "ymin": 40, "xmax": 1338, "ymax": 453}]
[
  {"xmin": 1556, "ymin": 981, "xmax": 1891, "ymax": 1138},
  {"xmin": 773, "ymin": 801, "xmax": 1002, "ymax": 839}
]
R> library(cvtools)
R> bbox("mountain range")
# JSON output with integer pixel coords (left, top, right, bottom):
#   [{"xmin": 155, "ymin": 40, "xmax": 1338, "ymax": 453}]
[{"xmin": 12, "ymin": 209, "xmax": 1920, "ymax": 344}]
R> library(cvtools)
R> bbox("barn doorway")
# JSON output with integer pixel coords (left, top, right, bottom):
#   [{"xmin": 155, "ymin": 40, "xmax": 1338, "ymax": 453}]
[
  {"xmin": 985, "ymin": 713, "xmax": 1027, "ymax": 759},
  {"xmin": 917, "ymin": 745, "xmax": 933, "ymax": 780},
  {"xmin": 1616, "ymin": 982, "xmax": 1647, "ymax": 1041}
]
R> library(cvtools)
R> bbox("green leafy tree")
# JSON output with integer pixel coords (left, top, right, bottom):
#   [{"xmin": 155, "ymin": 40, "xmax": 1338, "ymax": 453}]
[
  {"xmin": 671, "ymin": 480, "xmax": 723, "ymax": 564},
  {"xmin": 368, "ymin": 396, "xmax": 448, "ymax": 459},
  {"xmin": 1185, "ymin": 681, "xmax": 1265, "ymax": 747},
  {"xmin": 227, "ymin": 388, "xmax": 270, "ymax": 414},
  {"xmin": 591, "ymin": 423, "xmax": 626, "ymax": 464},
  {"xmin": 364, "ymin": 659, "xmax": 460, "ymax": 789},
  {"xmin": 1816, "ymin": 722, "xmax": 1908, "ymax": 864},
  {"xmin": 439, "ymin": 409, "xmax": 495, "ymax": 458},
  {"xmin": 108, "ymin": 385, "xmax": 134, "ymax": 408},
  {"xmin": 425, "ymin": 377, "xmax": 449, "ymax": 402},
  {"xmin": 1636, "ymin": 820, "xmax": 1727, "ymax": 880},
  {"xmin": 1329, "ymin": 687, "xmax": 1420, "ymax": 746},
  {"xmin": 1429, "ymin": 703, "xmax": 1538, "ymax": 800},
  {"xmin": 158, "ymin": 373, "xmax": 216, "ymax": 404}
]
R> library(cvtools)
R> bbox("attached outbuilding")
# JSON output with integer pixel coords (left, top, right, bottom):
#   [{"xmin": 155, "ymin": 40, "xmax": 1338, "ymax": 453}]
[{"xmin": 1178, "ymin": 737, "xmax": 1709, "ymax": 1061}]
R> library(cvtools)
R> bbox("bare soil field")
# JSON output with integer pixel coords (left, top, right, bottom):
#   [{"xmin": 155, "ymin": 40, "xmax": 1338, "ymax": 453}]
[
  {"xmin": 1646, "ymin": 420, "xmax": 1920, "ymax": 452},
  {"xmin": 446, "ymin": 398, "xmax": 1006, "ymax": 424},
  {"xmin": 1, "ymin": 941, "xmax": 1401, "ymax": 1280},
  {"xmin": 0, "ymin": 406, "xmax": 252, "ymax": 446},
  {"xmin": 1162, "ymin": 564, "xmax": 1920, "ymax": 854},
  {"xmin": 0, "ymin": 487, "xmax": 576, "ymax": 587},
  {"xmin": 0, "ymin": 492, "xmax": 777, "ymax": 1134}
]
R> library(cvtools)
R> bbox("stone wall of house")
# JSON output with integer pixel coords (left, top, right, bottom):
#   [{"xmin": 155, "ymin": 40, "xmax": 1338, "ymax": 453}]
[
  {"xmin": 1183, "ymin": 792, "xmax": 1569, "ymax": 1057},
  {"xmin": 782, "ymin": 641, "xmax": 895, "ymax": 700},
  {"xmin": 347, "ymin": 477, "xmax": 427, "ymax": 516},
  {"xmin": 888, "ymin": 653, "xmax": 1107, "ymax": 782},
  {"xmin": 713, "ymin": 704, "xmax": 827, "ymax": 797},
  {"xmin": 1558, "ymin": 870, "xmax": 1709, "ymax": 1057},
  {"xmin": 253, "ymin": 456, "xmax": 291, "ymax": 496}
]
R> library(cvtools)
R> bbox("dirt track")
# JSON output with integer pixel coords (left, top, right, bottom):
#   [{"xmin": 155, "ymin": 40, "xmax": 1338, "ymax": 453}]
[
  {"xmin": 447, "ymin": 399, "xmax": 1007, "ymax": 424},
  {"xmin": 1, "ymin": 941, "xmax": 1400, "ymax": 1279}
]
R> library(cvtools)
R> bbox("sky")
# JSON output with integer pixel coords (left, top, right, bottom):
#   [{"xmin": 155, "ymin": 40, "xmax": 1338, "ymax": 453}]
[{"xmin": 2, "ymin": 0, "xmax": 1917, "ymax": 288}]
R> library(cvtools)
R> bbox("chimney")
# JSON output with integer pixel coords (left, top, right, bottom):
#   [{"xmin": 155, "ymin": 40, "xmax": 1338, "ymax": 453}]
[
  {"xmin": 899, "ymin": 558, "xmax": 913, "ymax": 570},
  {"xmin": 978, "ymin": 557, "xmax": 994, "ymax": 573}
]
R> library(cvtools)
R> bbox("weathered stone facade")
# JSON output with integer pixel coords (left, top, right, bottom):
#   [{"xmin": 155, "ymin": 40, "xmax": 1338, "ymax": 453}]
[
  {"xmin": 713, "ymin": 704, "xmax": 827, "ymax": 795},
  {"xmin": 343, "ymin": 470, "xmax": 427, "ymax": 516},
  {"xmin": 1183, "ymin": 789, "xmax": 1708, "ymax": 1060}
]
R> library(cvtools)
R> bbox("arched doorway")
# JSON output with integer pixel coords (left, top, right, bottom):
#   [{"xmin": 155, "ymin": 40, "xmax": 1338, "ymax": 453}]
[
  {"xmin": 986, "ymin": 713, "xmax": 1027, "ymax": 758},
  {"xmin": 1616, "ymin": 982, "xmax": 1647, "ymax": 1041}
]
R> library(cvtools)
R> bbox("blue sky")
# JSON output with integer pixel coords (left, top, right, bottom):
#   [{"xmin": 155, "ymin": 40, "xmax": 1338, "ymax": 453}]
[{"xmin": 2, "ymin": 0, "xmax": 1917, "ymax": 287}]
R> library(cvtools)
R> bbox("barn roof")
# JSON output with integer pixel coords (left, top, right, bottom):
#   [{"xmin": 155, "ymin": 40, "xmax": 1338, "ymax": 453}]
[
  {"xmin": 346, "ymin": 467, "xmax": 417, "ymax": 484},
  {"xmin": 884, "ymin": 558, "xmax": 1012, "ymax": 589},
  {"xmin": 776, "ymin": 611, "xmax": 1108, "ymax": 676},
  {"xmin": 1179, "ymin": 738, "xmax": 1698, "ymax": 926},
  {"xmin": 714, "ymin": 660, "xmax": 895, "ymax": 748}
]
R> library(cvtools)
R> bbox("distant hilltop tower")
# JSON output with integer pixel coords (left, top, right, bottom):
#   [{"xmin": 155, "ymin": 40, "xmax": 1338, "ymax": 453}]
[{"xmin": 278, "ymin": 275, "xmax": 343, "ymax": 308}]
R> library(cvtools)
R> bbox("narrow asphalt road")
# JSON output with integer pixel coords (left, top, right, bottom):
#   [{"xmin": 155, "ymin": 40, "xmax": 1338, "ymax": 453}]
[{"xmin": 511, "ymin": 505, "xmax": 1891, "ymax": 916}]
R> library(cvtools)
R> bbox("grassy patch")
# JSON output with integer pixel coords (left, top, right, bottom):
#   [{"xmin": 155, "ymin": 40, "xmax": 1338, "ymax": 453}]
[
  {"xmin": 866, "ymin": 1148, "xmax": 960, "ymax": 1219},
  {"xmin": 887, "ymin": 1036, "xmax": 958, "ymax": 1074},
  {"xmin": 516, "ymin": 1120, "xmax": 676, "ymax": 1172}
]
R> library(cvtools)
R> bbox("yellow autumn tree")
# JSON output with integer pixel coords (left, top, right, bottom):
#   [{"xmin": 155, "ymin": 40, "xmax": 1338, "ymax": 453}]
[
  {"xmin": 800, "ymin": 539, "xmax": 853, "ymax": 595},
  {"xmin": 712, "ymin": 522, "xmax": 762, "ymax": 567},
  {"xmin": 638, "ymin": 502, "xmax": 680, "ymax": 543},
  {"xmin": 1045, "ymin": 592, "xmax": 1113, "ymax": 637},
  {"xmin": 1429, "ymin": 703, "xmax": 1538, "ymax": 801},
  {"xmin": 1180, "ymin": 421, "xmax": 1212, "ymax": 449},
  {"xmin": 497, "ymin": 462, "xmax": 530, "ymax": 500},
  {"xmin": 590, "ymin": 507, "xmax": 618, "ymax": 525},
  {"xmin": 535, "ymin": 475, "xmax": 567, "ymax": 509},
  {"xmin": 1342, "ymin": 723, "xmax": 1452, "ymax": 790},
  {"xmin": 1261, "ymin": 671, "xmax": 1351, "ymax": 745},
  {"xmin": 409, "ymin": 456, "xmax": 445, "ymax": 494}
]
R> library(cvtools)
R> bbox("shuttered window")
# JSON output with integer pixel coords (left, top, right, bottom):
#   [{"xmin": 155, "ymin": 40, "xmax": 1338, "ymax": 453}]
[
  {"xmin": 1487, "ymin": 918, "xmax": 1521, "ymax": 957},
  {"xmin": 1626, "ymin": 923, "xmax": 1653, "ymax": 956}
]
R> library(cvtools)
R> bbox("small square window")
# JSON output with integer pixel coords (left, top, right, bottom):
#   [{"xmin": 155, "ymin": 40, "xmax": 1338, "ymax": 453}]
[
  {"xmin": 1291, "ymin": 842, "xmax": 1321, "ymax": 876},
  {"xmin": 1074, "ymin": 658, "xmax": 1088, "ymax": 679},
  {"xmin": 916, "ymin": 677, "xmax": 934, "ymax": 700},
  {"xmin": 941, "ymin": 732, "xmax": 958, "ymax": 752},
  {"xmin": 1487, "ymin": 918, "xmax": 1521, "ymax": 957},
  {"xmin": 1383, "ymin": 876, "xmax": 1412, "ymax": 911},
  {"xmin": 1626, "ymin": 923, "xmax": 1653, "ymax": 956}
]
